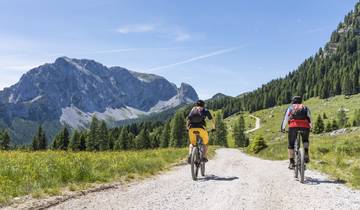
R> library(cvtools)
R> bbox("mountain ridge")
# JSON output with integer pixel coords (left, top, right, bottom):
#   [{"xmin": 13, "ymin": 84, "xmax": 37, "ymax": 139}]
[{"xmin": 0, "ymin": 57, "xmax": 199, "ymax": 144}]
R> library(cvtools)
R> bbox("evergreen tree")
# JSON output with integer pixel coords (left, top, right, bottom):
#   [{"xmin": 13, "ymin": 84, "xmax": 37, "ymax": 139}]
[
  {"xmin": 323, "ymin": 113, "xmax": 328, "ymax": 119},
  {"xmin": 233, "ymin": 115, "xmax": 249, "ymax": 147},
  {"xmin": 98, "ymin": 121, "xmax": 109, "ymax": 151},
  {"xmin": 59, "ymin": 127, "xmax": 70, "ymax": 150},
  {"xmin": 115, "ymin": 127, "xmax": 130, "ymax": 150},
  {"xmin": 169, "ymin": 111, "xmax": 187, "ymax": 147},
  {"xmin": 0, "ymin": 130, "xmax": 11, "ymax": 150},
  {"xmin": 69, "ymin": 130, "xmax": 81, "ymax": 151},
  {"xmin": 32, "ymin": 125, "xmax": 47, "ymax": 150},
  {"xmin": 213, "ymin": 112, "xmax": 228, "ymax": 147},
  {"xmin": 134, "ymin": 129, "xmax": 151, "ymax": 150},
  {"xmin": 325, "ymin": 121, "xmax": 333, "ymax": 132},
  {"xmin": 150, "ymin": 128, "xmax": 162, "ymax": 148},
  {"xmin": 32, "ymin": 135, "xmax": 39, "ymax": 151},
  {"xmin": 332, "ymin": 119, "xmax": 339, "ymax": 130},
  {"xmin": 79, "ymin": 133, "xmax": 87, "ymax": 151},
  {"xmin": 313, "ymin": 114, "xmax": 325, "ymax": 134},
  {"xmin": 86, "ymin": 116, "xmax": 99, "ymax": 151},
  {"xmin": 337, "ymin": 107, "xmax": 348, "ymax": 128},
  {"xmin": 159, "ymin": 121, "xmax": 171, "ymax": 148}
]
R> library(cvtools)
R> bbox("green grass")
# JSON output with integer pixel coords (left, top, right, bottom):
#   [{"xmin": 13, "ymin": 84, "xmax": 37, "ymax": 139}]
[
  {"xmin": 225, "ymin": 112, "xmax": 256, "ymax": 147},
  {"xmin": 242, "ymin": 94, "xmax": 360, "ymax": 188},
  {"xmin": 0, "ymin": 148, "xmax": 188, "ymax": 205}
]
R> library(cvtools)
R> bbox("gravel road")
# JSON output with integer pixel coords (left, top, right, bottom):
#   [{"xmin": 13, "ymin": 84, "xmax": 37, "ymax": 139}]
[{"xmin": 50, "ymin": 148, "xmax": 360, "ymax": 210}]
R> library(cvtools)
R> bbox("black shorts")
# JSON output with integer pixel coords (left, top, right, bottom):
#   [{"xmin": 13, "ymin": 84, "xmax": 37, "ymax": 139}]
[{"xmin": 288, "ymin": 127, "xmax": 310, "ymax": 149}]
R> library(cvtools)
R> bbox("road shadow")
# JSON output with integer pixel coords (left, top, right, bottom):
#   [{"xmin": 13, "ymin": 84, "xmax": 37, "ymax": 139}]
[
  {"xmin": 198, "ymin": 174, "xmax": 239, "ymax": 182},
  {"xmin": 304, "ymin": 176, "xmax": 346, "ymax": 185}
]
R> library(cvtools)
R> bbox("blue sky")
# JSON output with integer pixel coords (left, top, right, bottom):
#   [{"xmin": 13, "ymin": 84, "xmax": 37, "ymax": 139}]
[{"xmin": 0, "ymin": 0, "xmax": 358, "ymax": 99}]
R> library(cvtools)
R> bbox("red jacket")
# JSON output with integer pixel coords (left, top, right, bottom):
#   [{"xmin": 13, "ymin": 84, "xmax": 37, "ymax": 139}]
[{"xmin": 282, "ymin": 104, "xmax": 311, "ymax": 129}]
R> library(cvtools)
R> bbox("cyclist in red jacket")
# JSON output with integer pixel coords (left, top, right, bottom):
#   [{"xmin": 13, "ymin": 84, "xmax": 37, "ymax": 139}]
[{"xmin": 281, "ymin": 96, "xmax": 312, "ymax": 169}]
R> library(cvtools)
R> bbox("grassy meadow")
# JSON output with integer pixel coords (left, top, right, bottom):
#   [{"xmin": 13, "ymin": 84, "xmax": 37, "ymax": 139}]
[
  {"xmin": 242, "ymin": 94, "xmax": 360, "ymax": 188},
  {"xmin": 0, "ymin": 148, "xmax": 189, "ymax": 205}
]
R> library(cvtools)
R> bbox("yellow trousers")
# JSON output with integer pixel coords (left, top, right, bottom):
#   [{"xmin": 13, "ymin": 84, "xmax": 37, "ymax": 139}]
[{"xmin": 188, "ymin": 128, "xmax": 209, "ymax": 145}]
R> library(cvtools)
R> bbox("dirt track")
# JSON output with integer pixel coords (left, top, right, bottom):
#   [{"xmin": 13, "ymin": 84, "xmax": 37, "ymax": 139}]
[{"xmin": 49, "ymin": 148, "xmax": 360, "ymax": 210}]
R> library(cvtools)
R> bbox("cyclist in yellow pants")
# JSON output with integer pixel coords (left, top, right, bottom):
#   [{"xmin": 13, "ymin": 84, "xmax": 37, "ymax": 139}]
[{"xmin": 187, "ymin": 100, "xmax": 215, "ymax": 163}]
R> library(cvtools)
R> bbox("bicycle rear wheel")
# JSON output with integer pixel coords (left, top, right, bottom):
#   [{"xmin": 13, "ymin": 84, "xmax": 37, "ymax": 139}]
[
  {"xmin": 300, "ymin": 148, "xmax": 305, "ymax": 183},
  {"xmin": 191, "ymin": 147, "xmax": 199, "ymax": 181}
]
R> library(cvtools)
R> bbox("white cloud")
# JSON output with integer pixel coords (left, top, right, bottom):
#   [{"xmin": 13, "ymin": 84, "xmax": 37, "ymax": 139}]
[
  {"xmin": 146, "ymin": 48, "xmax": 238, "ymax": 72},
  {"xmin": 174, "ymin": 31, "xmax": 191, "ymax": 42},
  {"xmin": 116, "ymin": 24, "xmax": 156, "ymax": 34},
  {"xmin": 115, "ymin": 23, "xmax": 192, "ymax": 42}
]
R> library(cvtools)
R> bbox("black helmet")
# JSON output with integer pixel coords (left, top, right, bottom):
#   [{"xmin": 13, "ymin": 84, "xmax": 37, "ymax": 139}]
[
  {"xmin": 292, "ymin": 96, "xmax": 302, "ymax": 104},
  {"xmin": 196, "ymin": 100, "xmax": 205, "ymax": 107}
]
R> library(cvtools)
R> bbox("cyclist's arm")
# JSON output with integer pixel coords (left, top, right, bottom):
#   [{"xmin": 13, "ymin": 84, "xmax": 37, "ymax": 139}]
[
  {"xmin": 281, "ymin": 108, "xmax": 290, "ymax": 131},
  {"xmin": 307, "ymin": 108, "xmax": 312, "ymax": 128}
]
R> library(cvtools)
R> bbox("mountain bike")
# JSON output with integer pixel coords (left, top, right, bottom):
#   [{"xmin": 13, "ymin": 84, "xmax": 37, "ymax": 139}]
[
  {"xmin": 190, "ymin": 131, "xmax": 206, "ymax": 181},
  {"xmin": 294, "ymin": 130, "xmax": 306, "ymax": 183}
]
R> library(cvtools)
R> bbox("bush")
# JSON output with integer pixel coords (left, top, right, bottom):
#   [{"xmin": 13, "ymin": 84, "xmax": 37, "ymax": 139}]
[
  {"xmin": 316, "ymin": 146, "xmax": 330, "ymax": 154},
  {"xmin": 248, "ymin": 135, "xmax": 267, "ymax": 154},
  {"xmin": 335, "ymin": 139, "xmax": 360, "ymax": 155}
]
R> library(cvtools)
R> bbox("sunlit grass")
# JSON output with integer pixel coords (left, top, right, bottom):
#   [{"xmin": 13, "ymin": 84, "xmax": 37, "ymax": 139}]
[{"xmin": 0, "ymin": 148, "xmax": 188, "ymax": 204}]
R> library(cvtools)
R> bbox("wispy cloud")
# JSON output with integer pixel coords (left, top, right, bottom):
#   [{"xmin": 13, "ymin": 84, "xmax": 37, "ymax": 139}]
[
  {"xmin": 115, "ymin": 23, "xmax": 192, "ymax": 42},
  {"xmin": 116, "ymin": 24, "xmax": 155, "ymax": 34},
  {"xmin": 146, "ymin": 48, "xmax": 238, "ymax": 72}
]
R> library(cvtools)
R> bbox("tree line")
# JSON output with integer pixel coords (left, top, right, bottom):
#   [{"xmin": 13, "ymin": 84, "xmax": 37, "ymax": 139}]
[
  {"xmin": 313, "ymin": 108, "xmax": 360, "ymax": 134},
  {"xmin": 207, "ymin": 2, "xmax": 360, "ymax": 114}
]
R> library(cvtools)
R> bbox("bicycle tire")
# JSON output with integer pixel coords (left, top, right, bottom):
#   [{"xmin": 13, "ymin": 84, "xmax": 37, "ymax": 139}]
[
  {"xmin": 300, "ymin": 148, "xmax": 305, "ymax": 183},
  {"xmin": 191, "ymin": 147, "xmax": 199, "ymax": 181},
  {"xmin": 294, "ymin": 140, "xmax": 299, "ymax": 178}
]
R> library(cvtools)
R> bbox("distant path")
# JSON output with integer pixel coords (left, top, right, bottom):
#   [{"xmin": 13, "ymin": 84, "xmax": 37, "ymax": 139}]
[
  {"xmin": 49, "ymin": 148, "xmax": 360, "ymax": 210},
  {"xmin": 245, "ymin": 115, "xmax": 261, "ymax": 134}
]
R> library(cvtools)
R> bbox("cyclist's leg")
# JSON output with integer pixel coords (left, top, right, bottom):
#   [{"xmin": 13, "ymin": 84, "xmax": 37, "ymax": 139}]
[
  {"xmin": 288, "ymin": 128, "xmax": 296, "ymax": 168},
  {"xmin": 301, "ymin": 128, "xmax": 310, "ymax": 162},
  {"xmin": 199, "ymin": 128, "xmax": 209, "ymax": 159},
  {"xmin": 188, "ymin": 129, "xmax": 197, "ymax": 163}
]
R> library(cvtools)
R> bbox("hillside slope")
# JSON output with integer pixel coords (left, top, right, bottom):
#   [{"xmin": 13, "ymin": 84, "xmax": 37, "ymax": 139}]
[{"xmin": 247, "ymin": 94, "xmax": 360, "ymax": 188}]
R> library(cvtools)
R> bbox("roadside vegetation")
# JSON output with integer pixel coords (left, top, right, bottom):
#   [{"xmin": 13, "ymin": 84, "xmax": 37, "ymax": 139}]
[
  {"xmin": 245, "ymin": 94, "xmax": 360, "ymax": 188},
  {"xmin": 0, "ymin": 148, "xmax": 187, "ymax": 205}
]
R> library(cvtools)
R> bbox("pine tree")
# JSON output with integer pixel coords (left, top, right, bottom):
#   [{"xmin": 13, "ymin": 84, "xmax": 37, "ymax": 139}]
[
  {"xmin": 32, "ymin": 125, "xmax": 47, "ymax": 150},
  {"xmin": 86, "ymin": 116, "xmax": 99, "ymax": 151},
  {"xmin": 233, "ymin": 115, "xmax": 249, "ymax": 147},
  {"xmin": 159, "ymin": 121, "xmax": 171, "ymax": 148},
  {"xmin": 323, "ymin": 113, "xmax": 328, "ymax": 119},
  {"xmin": 313, "ymin": 114, "xmax": 325, "ymax": 134},
  {"xmin": 98, "ymin": 121, "xmax": 109, "ymax": 151},
  {"xmin": 59, "ymin": 127, "xmax": 70, "ymax": 150},
  {"xmin": 169, "ymin": 111, "xmax": 187, "ymax": 147},
  {"xmin": 69, "ymin": 130, "xmax": 81, "ymax": 151},
  {"xmin": 332, "ymin": 119, "xmax": 339, "ymax": 130},
  {"xmin": 32, "ymin": 135, "xmax": 39, "ymax": 151},
  {"xmin": 0, "ymin": 130, "xmax": 11, "ymax": 150},
  {"xmin": 150, "ymin": 128, "xmax": 161, "ymax": 148},
  {"xmin": 115, "ymin": 127, "xmax": 129, "ymax": 150},
  {"xmin": 337, "ymin": 107, "xmax": 348, "ymax": 128},
  {"xmin": 213, "ymin": 112, "xmax": 228, "ymax": 147},
  {"xmin": 79, "ymin": 133, "xmax": 87, "ymax": 151},
  {"xmin": 325, "ymin": 121, "xmax": 333, "ymax": 132},
  {"xmin": 134, "ymin": 129, "xmax": 150, "ymax": 150}
]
